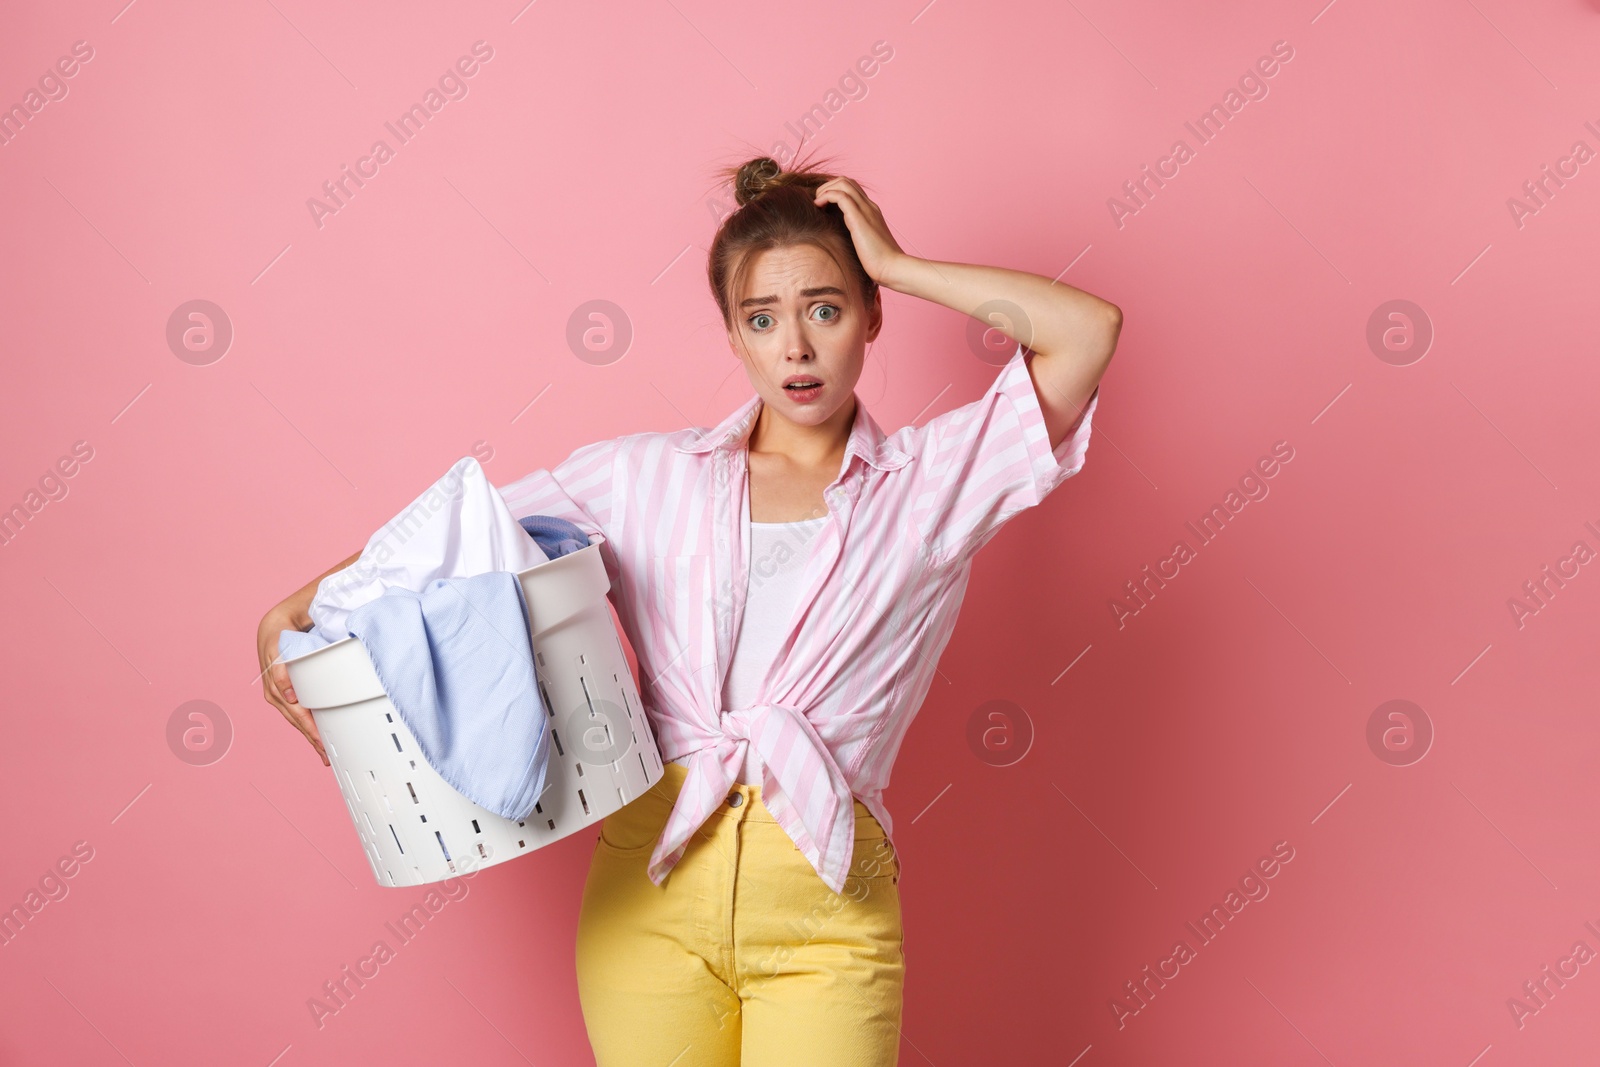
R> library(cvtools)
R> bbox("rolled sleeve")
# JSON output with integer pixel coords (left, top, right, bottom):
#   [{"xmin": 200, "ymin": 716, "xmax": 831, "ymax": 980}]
[
  {"xmin": 907, "ymin": 343, "xmax": 1098, "ymax": 569},
  {"xmin": 494, "ymin": 436, "xmax": 619, "ymax": 543}
]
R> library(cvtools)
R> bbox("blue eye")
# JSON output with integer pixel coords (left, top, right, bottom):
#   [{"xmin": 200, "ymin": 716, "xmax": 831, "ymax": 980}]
[
  {"xmin": 814, "ymin": 304, "xmax": 839, "ymax": 321},
  {"xmin": 750, "ymin": 313, "xmax": 774, "ymax": 330}
]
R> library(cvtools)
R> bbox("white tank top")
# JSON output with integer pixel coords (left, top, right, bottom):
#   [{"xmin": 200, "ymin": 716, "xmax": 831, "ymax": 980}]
[{"xmin": 672, "ymin": 513, "xmax": 828, "ymax": 784}]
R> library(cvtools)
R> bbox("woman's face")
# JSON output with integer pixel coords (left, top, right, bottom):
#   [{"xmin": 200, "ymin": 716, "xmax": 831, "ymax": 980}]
[{"xmin": 725, "ymin": 241, "xmax": 882, "ymax": 431}]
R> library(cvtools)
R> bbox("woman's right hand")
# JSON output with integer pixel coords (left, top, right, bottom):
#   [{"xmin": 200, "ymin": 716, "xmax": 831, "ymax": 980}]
[{"xmin": 257, "ymin": 606, "xmax": 329, "ymax": 766}]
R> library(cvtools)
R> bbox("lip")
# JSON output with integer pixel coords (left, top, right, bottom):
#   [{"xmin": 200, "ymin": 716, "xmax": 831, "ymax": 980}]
[{"xmin": 780, "ymin": 375, "xmax": 825, "ymax": 403}]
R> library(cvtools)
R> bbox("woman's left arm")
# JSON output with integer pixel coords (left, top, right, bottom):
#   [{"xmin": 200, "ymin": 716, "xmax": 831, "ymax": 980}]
[
  {"xmin": 882, "ymin": 256, "xmax": 1120, "ymax": 450},
  {"xmin": 814, "ymin": 176, "xmax": 1121, "ymax": 451}
]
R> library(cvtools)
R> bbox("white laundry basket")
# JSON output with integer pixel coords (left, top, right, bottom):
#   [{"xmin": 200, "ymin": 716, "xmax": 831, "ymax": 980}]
[{"xmin": 283, "ymin": 536, "xmax": 664, "ymax": 887}]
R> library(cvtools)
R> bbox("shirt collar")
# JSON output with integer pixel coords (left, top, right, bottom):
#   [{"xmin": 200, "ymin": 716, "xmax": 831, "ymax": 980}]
[{"xmin": 674, "ymin": 391, "xmax": 912, "ymax": 472}]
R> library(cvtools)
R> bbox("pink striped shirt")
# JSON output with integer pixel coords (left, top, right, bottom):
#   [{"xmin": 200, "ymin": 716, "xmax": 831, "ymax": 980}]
[{"xmin": 497, "ymin": 343, "xmax": 1099, "ymax": 894}]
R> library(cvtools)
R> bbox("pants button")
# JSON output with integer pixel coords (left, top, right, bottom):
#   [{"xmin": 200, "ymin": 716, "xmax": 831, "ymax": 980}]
[{"xmin": 727, "ymin": 792, "xmax": 743, "ymax": 807}]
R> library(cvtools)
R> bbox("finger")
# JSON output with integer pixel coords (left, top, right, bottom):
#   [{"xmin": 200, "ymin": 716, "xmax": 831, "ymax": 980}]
[
  {"xmin": 265, "ymin": 683, "xmax": 329, "ymax": 765},
  {"xmin": 291, "ymin": 701, "xmax": 326, "ymax": 754},
  {"xmin": 294, "ymin": 713, "xmax": 330, "ymax": 767},
  {"xmin": 823, "ymin": 176, "xmax": 874, "ymax": 209},
  {"xmin": 270, "ymin": 658, "xmax": 296, "ymax": 706},
  {"xmin": 820, "ymin": 183, "xmax": 883, "ymax": 227},
  {"xmin": 814, "ymin": 185, "xmax": 866, "ymax": 221},
  {"xmin": 813, "ymin": 181, "xmax": 856, "ymax": 205},
  {"xmin": 260, "ymin": 634, "xmax": 327, "ymax": 769}
]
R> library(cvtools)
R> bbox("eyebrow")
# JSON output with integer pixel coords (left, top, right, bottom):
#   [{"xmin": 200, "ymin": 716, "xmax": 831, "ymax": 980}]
[{"xmin": 739, "ymin": 286, "xmax": 848, "ymax": 310}]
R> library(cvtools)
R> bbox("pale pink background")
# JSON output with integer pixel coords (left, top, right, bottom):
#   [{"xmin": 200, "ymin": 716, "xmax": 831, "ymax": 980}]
[{"xmin": 2, "ymin": 0, "xmax": 1598, "ymax": 1063}]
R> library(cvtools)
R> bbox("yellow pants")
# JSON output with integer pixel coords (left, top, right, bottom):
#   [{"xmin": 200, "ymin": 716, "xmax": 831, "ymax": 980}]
[{"xmin": 575, "ymin": 759, "xmax": 905, "ymax": 1066}]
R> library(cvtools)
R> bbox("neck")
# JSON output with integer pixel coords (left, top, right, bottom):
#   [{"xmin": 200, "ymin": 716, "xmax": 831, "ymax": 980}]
[{"xmin": 748, "ymin": 392, "xmax": 855, "ymax": 468}]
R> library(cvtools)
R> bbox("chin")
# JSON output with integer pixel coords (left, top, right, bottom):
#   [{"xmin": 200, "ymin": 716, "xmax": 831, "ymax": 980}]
[{"xmin": 767, "ymin": 392, "xmax": 832, "ymax": 421}]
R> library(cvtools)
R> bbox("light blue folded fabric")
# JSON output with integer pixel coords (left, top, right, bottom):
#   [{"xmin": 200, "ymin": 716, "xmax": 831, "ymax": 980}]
[
  {"xmin": 278, "ymin": 627, "xmax": 335, "ymax": 663},
  {"xmin": 517, "ymin": 514, "xmax": 589, "ymax": 557},
  {"xmin": 277, "ymin": 515, "xmax": 592, "ymax": 821},
  {"xmin": 356, "ymin": 571, "xmax": 550, "ymax": 821}
]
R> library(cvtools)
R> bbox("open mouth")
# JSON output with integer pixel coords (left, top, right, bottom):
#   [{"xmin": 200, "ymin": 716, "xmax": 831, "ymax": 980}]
[{"xmin": 784, "ymin": 382, "xmax": 822, "ymax": 392}]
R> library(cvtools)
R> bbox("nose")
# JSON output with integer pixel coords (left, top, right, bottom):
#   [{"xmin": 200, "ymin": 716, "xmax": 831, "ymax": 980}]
[
  {"xmin": 776, "ymin": 317, "xmax": 814, "ymax": 362},
  {"xmin": 783, "ymin": 331, "xmax": 814, "ymax": 362}
]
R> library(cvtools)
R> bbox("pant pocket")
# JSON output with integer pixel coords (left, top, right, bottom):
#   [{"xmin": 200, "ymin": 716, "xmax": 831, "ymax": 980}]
[
  {"xmin": 850, "ymin": 810, "xmax": 900, "ymax": 885},
  {"xmin": 596, "ymin": 782, "xmax": 673, "ymax": 854}
]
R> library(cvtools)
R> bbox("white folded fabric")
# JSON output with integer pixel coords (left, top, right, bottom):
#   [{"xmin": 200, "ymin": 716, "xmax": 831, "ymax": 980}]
[{"xmin": 299, "ymin": 456, "xmax": 550, "ymax": 647}]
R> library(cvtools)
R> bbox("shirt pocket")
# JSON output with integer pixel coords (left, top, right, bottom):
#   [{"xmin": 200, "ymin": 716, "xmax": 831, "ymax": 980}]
[{"xmin": 641, "ymin": 553, "xmax": 714, "ymax": 671}]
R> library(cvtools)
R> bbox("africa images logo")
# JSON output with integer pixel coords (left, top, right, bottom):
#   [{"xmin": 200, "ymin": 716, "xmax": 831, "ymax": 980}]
[{"xmin": 306, "ymin": 41, "xmax": 495, "ymax": 229}]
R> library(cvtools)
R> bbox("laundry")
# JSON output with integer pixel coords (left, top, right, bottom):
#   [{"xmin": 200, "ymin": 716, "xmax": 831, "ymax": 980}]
[
  {"xmin": 332, "ymin": 570, "xmax": 549, "ymax": 821},
  {"xmin": 277, "ymin": 455, "xmax": 592, "ymax": 821},
  {"xmin": 289, "ymin": 457, "xmax": 557, "ymax": 647},
  {"xmin": 515, "ymin": 513, "xmax": 591, "ymax": 560}
]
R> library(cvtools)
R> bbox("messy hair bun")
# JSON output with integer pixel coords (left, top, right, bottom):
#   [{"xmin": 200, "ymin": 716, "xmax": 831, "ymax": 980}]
[
  {"xmin": 732, "ymin": 156, "xmax": 784, "ymax": 206},
  {"xmin": 707, "ymin": 148, "xmax": 878, "ymax": 331}
]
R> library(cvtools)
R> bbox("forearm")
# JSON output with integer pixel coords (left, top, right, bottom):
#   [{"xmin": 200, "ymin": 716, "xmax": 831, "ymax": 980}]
[
  {"xmin": 273, "ymin": 550, "xmax": 360, "ymax": 631},
  {"xmin": 882, "ymin": 254, "xmax": 1119, "ymax": 367}
]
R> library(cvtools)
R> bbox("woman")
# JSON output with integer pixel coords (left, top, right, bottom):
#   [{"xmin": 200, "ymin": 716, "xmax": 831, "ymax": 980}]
[{"xmin": 256, "ymin": 152, "xmax": 1120, "ymax": 1065}]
